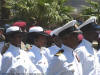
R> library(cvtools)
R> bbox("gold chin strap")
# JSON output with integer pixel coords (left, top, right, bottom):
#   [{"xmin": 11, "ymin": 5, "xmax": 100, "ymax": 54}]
[
  {"xmin": 74, "ymin": 24, "xmax": 82, "ymax": 33},
  {"xmin": 74, "ymin": 24, "xmax": 79, "ymax": 29},
  {"xmin": 92, "ymin": 40, "xmax": 99, "ymax": 50}
]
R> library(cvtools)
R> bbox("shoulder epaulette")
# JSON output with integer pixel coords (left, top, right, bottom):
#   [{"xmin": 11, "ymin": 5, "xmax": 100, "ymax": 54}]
[
  {"xmin": 54, "ymin": 49, "xmax": 64, "ymax": 56},
  {"xmin": 92, "ymin": 41, "xmax": 98, "ymax": 50},
  {"xmin": 0, "ymin": 34, "xmax": 5, "ymax": 42},
  {"xmin": 1, "ymin": 43, "xmax": 10, "ymax": 55}
]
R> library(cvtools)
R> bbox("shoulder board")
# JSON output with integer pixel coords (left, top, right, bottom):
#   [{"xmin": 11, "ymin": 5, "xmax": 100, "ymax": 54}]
[
  {"xmin": 1, "ymin": 43, "xmax": 10, "ymax": 55},
  {"xmin": 54, "ymin": 49, "xmax": 64, "ymax": 56},
  {"xmin": 92, "ymin": 41, "xmax": 98, "ymax": 50},
  {"xmin": 0, "ymin": 34, "xmax": 5, "ymax": 42}
]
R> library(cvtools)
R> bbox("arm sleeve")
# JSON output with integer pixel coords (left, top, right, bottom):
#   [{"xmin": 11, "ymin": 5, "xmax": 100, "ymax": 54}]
[
  {"xmin": 1, "ymin": 54, "xmax": 13, "ymax": 74},
  {"xmin": 46, "ymin": 56, "xmax": 65, "ymax": 75}
]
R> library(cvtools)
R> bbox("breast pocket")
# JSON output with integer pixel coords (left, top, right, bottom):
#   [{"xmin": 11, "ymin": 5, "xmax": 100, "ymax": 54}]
[
  {"xmin": 64, "ymin": 62, "xmax": 75, "ymax": 73},
  {"xmin": 86, "ymin": 54, "xmax": 94, "ymax": 62},
  {"xmin": 85, "ymin": 54, "xmax": 94, "ymax": 70}
]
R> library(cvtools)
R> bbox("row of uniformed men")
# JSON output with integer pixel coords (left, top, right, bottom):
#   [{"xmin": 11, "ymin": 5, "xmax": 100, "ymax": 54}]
[{"xmin": 0, "ymin": 16, "xmax": 100, "ymax": 75}]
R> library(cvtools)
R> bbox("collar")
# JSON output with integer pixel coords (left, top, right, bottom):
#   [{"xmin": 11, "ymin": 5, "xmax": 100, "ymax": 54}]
[
  {"xmin": 61, "ymin": 44, "xmax": 73, "ymax": 52},
  {"xmin": 76, "ymin": 39, "xmax": 92, "ymax": 48},
  {"xmin": 74, "ymin": 40, "xmax": 85, "ymax": 52},
  {"xmin": 31, "ymin": 45, "xmax": 40, "ymax": 52},
  {"xmin": 7, "ymin": 44, "xmax": 20, "ymax": 52},
  {"xmin": 48, "ymin": 45, "xmax": 61, "ymax": 50},
  {"xmin": 30, "ymin": 45, "xmax": 42, "ymax": 56},
  {"xmin": 83, "ymin": 39, "xmax": 92, "ymax": 47},
  {"xmin": 75, "ymin": 39, "xmax": 94, "ymax": 54},
  {"xmin": 61, "ymin": 44, "xmax": 74, "ymax": 62},
  {"xmin": 30, "ymin": 45, "xmax": 42, "ymax": 60},
  {"xmin": 6, "ymin": 44, "xmax": 21, "ymax": 56}
]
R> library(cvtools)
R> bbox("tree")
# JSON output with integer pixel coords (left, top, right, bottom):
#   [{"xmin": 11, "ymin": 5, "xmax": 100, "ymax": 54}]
[
  {"xmin": 6, "ymin": 0, "xmax": 74, "ymax": 28},
  {"xmin": 0, "ymin": 0, "xmax": 10, "ymax": 26},
  {"xmin": 81, "ymin": 0, "xmax": 100, "ymax": 24}
]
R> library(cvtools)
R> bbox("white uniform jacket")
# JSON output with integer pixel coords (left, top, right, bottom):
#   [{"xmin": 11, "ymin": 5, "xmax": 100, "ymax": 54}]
[
  {"xmin": 75, "ymin": 39, "xmax": 95, "ymax": 75},
  {"xmin": 28, "ymin": 45, "xmax": 48, "ymax": 74},
  {"xmin": 6, "ymin": 50, "xmax": 41, "ymax": 75},
  {"xmin": 47, "ymin": 44, "xmax": 82, "ymax": 75},
  {"xmin": 1, "ymin": 44, "xmax": 25, "ymax": 74}
]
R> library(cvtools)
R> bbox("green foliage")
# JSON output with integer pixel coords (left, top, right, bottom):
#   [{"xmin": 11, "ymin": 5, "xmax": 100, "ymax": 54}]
[
  {"xmin": 81, "ymin": 0, "xmax": 100, "ymax": 23},
  {"xmin": 5, "ymin": 0, "xmax": 74, "ymax": 27}
]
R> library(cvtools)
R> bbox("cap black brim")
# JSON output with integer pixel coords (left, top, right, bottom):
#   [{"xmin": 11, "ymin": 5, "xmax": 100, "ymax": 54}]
[{"xmin": 27, "ymin": 32, "xmax": 49, "ymax": 37}]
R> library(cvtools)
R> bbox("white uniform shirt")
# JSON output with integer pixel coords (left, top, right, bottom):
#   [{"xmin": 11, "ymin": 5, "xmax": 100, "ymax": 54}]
[
  {"xmin": 47, "ymin": 44, "xmax": 82, "ymax": 75},
  {"xmin": 93, "ymin": 49, "xmax": 100, "ymax": 75},
  {"xmin": 28, "ymin": 45, "xmax": 48, "ymax": 74},
  {"xmin": 75, "ymin": 39, "xmax": 95, "ymax": 75},
  {"xmin": 40, "ymin": 47, "xmax": 52, "ymax": 63},
  {"xmin": 0, "ymin": 53, "xmax": 2, "ymax": 72},
  {"xmin": 7, "ymin": 50, "xmax": 41, "ymax": 75},
  {"xmin": 1, "ymin": 44, "xmax": 24, "ymax": 74}
]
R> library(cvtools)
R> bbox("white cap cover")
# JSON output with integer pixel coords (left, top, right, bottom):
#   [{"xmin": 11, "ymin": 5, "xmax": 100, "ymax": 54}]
[
  {"xmin": 79, "ymin": 16, "xmax": 97, "ymax": 29},
  {"xmin": 50, "ymin": 20, "xmax": 77, "ymax": 36},
  {"xmin": 6, "ymin": 26, "xmax": 21, "ymax": 33},
  {"xmin": 29, "ymin": 26, "xmax": 43, "ymax": 33}
]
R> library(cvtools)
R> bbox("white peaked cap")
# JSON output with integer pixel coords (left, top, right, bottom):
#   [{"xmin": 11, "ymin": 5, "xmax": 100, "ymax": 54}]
[
  {"xmin": 29, "ymin": 26, "xmax": 44, "ymax": 32},
  {"xmin": 6, "ymin": 26, "xmax": 20, "ymax": 33},
  {"xmin": 50, "ymin": 20, "xmax": 77, "ymax": 36},
  {"xmin": 79, "ymin": 16, "xmax": 97, "ymax": 29},
  {"xmin": 61, "ymin": 20, "xmax": 77, "ymax": 30},
  {"xmin": 50, "ymin": 27, "xmax": 62, "ymax": 36}
]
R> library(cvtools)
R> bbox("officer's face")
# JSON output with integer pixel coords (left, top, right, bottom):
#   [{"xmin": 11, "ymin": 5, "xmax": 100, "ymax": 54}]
[
  {"xmin": 83, "ymin": 30, "xmax": 98, "ymax": 42},
  {"xmin": 0, "ymin": 30, "xmax": 3, "ymax": 35},
  {"xmin": 61, "ymin": 33, "xmax": 79, "ymax": 49},
  {"xmin": 46, "ymin": 36, "xmax": 53, "ymax": 47},
  {"xmin": 10, "ymin": 33, "xmax": 23, "ymax": 47},
  {"xmin": 35, "ymin": 35, "xmax": 47, "ymax": 48}
]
